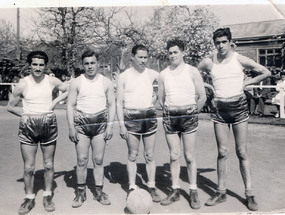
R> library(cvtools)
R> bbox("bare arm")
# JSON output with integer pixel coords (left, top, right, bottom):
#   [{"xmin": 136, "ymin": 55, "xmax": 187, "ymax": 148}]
[
  {"xmin": 203, "ymin": 82, "xmax": 215, "ymax": 93},
  {"xmin": 197, "ymin": 57, "xmax": 216, "ymax": 95},
  {"xmin": 151, "ymin": 70, "xmax": 159, "ymax": 106},
  {"xmin": 116, "ymin": 73, "xmax": 128, "ymax": 139},
  {"xmin": 66, "ymin": 79, "xmax": 79, "ymax": 143},
  {"xmin": 7, "ymin": 79, "xmax": 26, "ymax": 117},
  {"xmin": 157, "ymin": 72, "xmax": 166, "ymax": 108},
  {"xmin": 50, "ymin": 77, "xmax": 69, "ymax": 110},
  {"xmin": 104, "ymin": 78, "xmax": 116, "ymax": 140},
  {"xmin": 192, "ymin": 69, "xmax": 207, "ymax": 112},
  {"xmin": 238, "ymin": 55, "xmax": 271, "ymax": 87}
]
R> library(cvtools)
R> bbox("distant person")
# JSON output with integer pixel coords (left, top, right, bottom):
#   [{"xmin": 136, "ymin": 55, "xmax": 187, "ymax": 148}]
[
  {"xmin": 158, "ymin": 39, "xmax": 206, "ymax": 209},
  {"xmin": 116, "ymin": 44, "xmax": 161, "ymax": 203},
  {"xmin": 198, "ymin": 28, "xmax": 270, "ymax": 211},
  {"xmin": 250, "ymin": 88, "xmax": 265, "ymax": 116},
  {"xmin": 7, "ymin": 51, "xmax": 68, "ymax": 215},
  {"xmin": 272, "ymin": 71, "xmax": 285, "ymax": 118},
  {"xmin": 250, "ymin": 77, "xmax": 271, "ymax": 116},
  {"xmin": 66, "ymin": 49, "xmax": 115, "ymax": 208}
]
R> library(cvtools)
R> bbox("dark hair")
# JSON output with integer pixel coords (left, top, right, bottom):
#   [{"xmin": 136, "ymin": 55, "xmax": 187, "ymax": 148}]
[
  {"xmin": 213, "ymin": 28, "xmax": 232, "ymax": 42},
  {"xmin": 131, "ymin": 44, "xmax": 149, "ymax": 55},
  {"xmin": 27, "ymin": 51, "xmax": 49, "ymax": 65},
  {"xmin": 81, "ymin": 49, "xmax": 99, "ymax": 62},
  {"xmin": 166, "ymin": 39, "xmax": 185, "ymax": 51}
]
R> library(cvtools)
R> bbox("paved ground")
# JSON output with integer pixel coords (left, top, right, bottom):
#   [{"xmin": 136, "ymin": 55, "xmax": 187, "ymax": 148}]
[{"xmin": 0, "ymin": 104, "xmax": 285, "ymax": 215}]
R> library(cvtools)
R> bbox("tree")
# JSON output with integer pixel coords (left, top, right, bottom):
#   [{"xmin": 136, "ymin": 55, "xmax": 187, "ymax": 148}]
[
  {"xmin": 0, "ymin": 19, "xmax": 17, "ymax": 58},
  {"xmin": 33, "ymin": 6, "xmax": 219, "ymax": 75},
  {"xmin": 34, "ymin": 7, "xmax": 95, "ymax": 76},
  {"xmin": 34, "ymin": 7, "xmax": 134, "ymax": 76},
  {"xmin": 143, "ymin": 6, "xmax": 219, "ymax": 69}
]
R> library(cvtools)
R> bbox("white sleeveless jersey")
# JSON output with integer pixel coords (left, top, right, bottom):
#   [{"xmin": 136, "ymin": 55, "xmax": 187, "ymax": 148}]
[
  {"xmin": 164, "ymin": 64, "xmax": 196, "ymax": 106},
  {"xmin": 123, "ymin": 67, "xmax": 154, "ymax": 109},
  {"xmin": 76, "ymin": 74, "xmax": 106, "ymax": 114},
  {"xmin": 22, "ymin": 75, "xmax": 53, "ymax": 114},
  {"xmin": 211, "ymin": 52, "xmax": 244, "ymax": 98}
]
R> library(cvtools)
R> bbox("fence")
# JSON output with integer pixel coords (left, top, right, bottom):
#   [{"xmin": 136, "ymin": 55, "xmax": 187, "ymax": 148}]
[{"xmin": 1, "ymin": 83, "xmax": 284, "ymax": 118}]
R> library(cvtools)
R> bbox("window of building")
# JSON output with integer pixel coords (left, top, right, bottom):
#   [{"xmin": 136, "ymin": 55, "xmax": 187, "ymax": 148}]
[{"xmin": 258, "ymin": 48, "xmax": 282, "ymax": 67}]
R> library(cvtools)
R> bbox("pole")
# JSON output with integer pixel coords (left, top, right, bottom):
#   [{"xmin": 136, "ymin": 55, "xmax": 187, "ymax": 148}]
[{"xmin": 16, "ymin": 8, "xmax": 21, "ymax": 61}]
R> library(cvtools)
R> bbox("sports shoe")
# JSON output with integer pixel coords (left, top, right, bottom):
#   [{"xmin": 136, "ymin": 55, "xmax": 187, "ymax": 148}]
[
  {"xmin": 246, "ymin": 196, "xmax": 258, "ymax": 211},
  {"xmin": 189, "ymin": 190, "xmax": 201, "ymax": 209},
  {"xmin": 160, "ymin": 188, "xmax": 180, "ymax": 206},
  {"xmin": 94, "ymin": 187, "xmax": 111, "ymax": 205},
  {"xmin": 18, "ymin": 198, "xmax": 35, "ymax": 215},
  {"xmin": 72, "ymin": 188, "xmax": 86, "ymax": 208},
  {"xmin": 43, "ymin": 195, "xmax": 55, "ymax": 212},
  {"xmin": 205, "ymin": 192, "xmax": 226, "ymax": 206},
  {"xmin": 148, "ymin": 187, "xmax": 161, "ymax": 203}
]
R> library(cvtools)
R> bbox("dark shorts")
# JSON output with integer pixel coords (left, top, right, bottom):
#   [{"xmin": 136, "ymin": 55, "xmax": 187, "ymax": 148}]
[
  {"xmin": 163, "ymin": 105, "xmax": 198, "ymax": 134},
  {"xmin": 124, "ymin": 107, "xmax": 157, "ymax": 135},
  {"xmin": 19, "ymin": 112, "xmax": 58, "ymax": 145},
  {"xmin": 211, "ymin": 93, "xmax": 249, "ymax": 125},
  {"xmin": 74, "ymin": 109, "xmax": 107, "ymax": 137}
]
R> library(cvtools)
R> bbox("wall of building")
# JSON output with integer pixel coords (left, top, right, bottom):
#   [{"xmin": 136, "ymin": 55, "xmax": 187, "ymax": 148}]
[{"xmin": 235, "ymin": 40, "xmax": 284, "ymax": 66}]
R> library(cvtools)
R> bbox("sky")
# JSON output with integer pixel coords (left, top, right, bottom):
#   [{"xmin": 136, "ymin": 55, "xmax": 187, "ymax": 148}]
[{"xmin": 0, "ymin": 0, "xmax": 285, "ymax": 37}]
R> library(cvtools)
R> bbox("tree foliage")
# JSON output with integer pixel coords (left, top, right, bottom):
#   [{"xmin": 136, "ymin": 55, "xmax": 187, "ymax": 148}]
[
  {"xmin": 33, "ymin": 6, "xmax": 219, "ymax": 74},
  {"xmin": 143, "ymin": 6, "xmax": 218, "ymax": 67},
  {"xmin": 0, "ymin": 19, "xmax": 17, "ymax": 58},
  {"xmin": 34, "ymin": 7, "xmax": 135, "ymax": 75}
]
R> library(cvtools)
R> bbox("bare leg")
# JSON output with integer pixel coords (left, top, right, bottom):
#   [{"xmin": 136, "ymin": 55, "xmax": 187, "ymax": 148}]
[
  {"xmin": 40, "ymin": 141, "xmax": 56, "ymax": 192},
  {"xmin": 126, "ymin": 134, "xmax": 140, "ymax": 189},
  {"xmin": 75, "ymin": 134, "xmax": 90, "ymax": 184},
  {"xmin": 165, "ymin": 133, "xmax": 181, "ymax": 189},
  {"xmin": 142, "ymin": 132, "xmax": 157, "ymax": 187},
  {"xmin": 21, "ymin": 143, "xmax": 38, "ymax": 195},
  {"xmin": 90, "ymin": 133, "xmax": 107, "ymax": 186},
  {"xmin": 232, "ymin": 121, "xmax": 253, "ymax": 196},
  {"xmin": 182, "ymin": 131, "xmax": 197, "ymax": 189},
  {"xmin": 213, "ymin": 122, "xmax": 231, "ymax": 194}
]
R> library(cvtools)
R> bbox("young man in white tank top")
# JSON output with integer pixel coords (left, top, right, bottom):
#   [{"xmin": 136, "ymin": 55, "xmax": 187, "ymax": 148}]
[
  {"xmin": 158, "ymin": 39, "xmax": 206, "ymax": 209},
  {"xmin": 66, "ymin": 50, "xmax": 115, "ymax": 207},
  {"xmin": 116, "ymin": 45, "xmax": 161, "ymax": 203},
  {"xmin": 198, "ymin": 28, "xmax": 270, "ymax": 211},
  {"xmin": 7, "ymin": 51, "xmax": 69, "ymax": 215}
]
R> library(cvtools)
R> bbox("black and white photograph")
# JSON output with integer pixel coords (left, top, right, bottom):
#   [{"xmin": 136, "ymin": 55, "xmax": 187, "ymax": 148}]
[{"xmin": 0, "ymin": 0, "xmax": 285, "ymax": 214}]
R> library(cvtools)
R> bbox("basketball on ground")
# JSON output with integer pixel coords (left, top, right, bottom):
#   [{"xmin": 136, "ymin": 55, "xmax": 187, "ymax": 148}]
[{"xmin": 126, "ymin": 188, "xmax": 153, "ymax": 214}]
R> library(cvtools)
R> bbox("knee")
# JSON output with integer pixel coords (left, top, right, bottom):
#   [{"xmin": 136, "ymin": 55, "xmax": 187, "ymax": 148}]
[
  {"xmin": 128, "ymin": 151, "xmax": 138, "ymax": 162},
  {"xmin": 43, "ymin": 161, "xmax": 54, "ymax": 172},
  {"xmin": 236, "ymin": 150, "xmax": 248, "ymax": 161},
  {"xmin": 93, "ymin": 157, "xmax": 103, "ymax": 166},
  {"xmin": 24, "ymin": 165, "xmax": 35, "ymax": 176},
  {"xmin": 218, "ymin": 148, "xmax": 229, "ymax": 159},
  {"xmin": 77, "ymin": 156, "xmax": 88, "ymax": 167},
  {"xmin": 170, "ymin": 151, "xmax": 181, "ymax": 162},
  {"xmin": 184, "ymin": 152, "xmax": 195, "ymax": 164},
  {"xmin": 144, "ymin": 151, "xmax": 154, "ymax": 163}
]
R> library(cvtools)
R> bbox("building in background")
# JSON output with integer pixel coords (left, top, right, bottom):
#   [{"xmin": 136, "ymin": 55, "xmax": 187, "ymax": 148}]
[{"xmin": 229, "ymin": 19, "xmax": 285, "ymax": 70}]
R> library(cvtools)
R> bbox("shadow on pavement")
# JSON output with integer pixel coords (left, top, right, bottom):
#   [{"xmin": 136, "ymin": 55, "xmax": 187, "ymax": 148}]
[
  {"xmin": 63, "ymin": 166, "xmax": 112, "ymax": 196},
  {"xmin": 16, "ymin": 164, "xmax": 246, "ymax": 208},
  {"xmin": 104, "ymin": 162, "xmax": 148, "ymax": 194},
  {"xmin": 156, "ymin": 165, "xmax": 245, "ymax": 207},
  {"xmin": 17, "ymin": 169, "xmax": 63, "ymax": 195}
]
